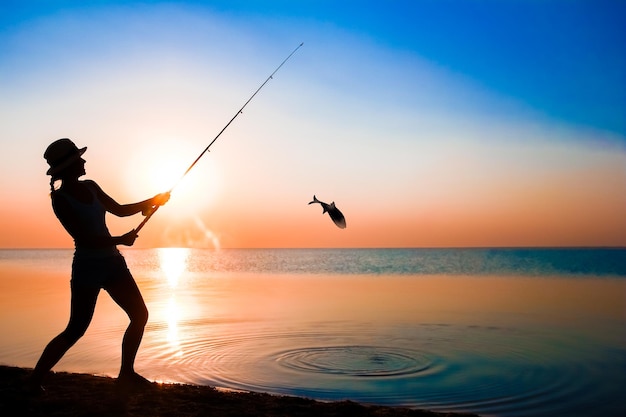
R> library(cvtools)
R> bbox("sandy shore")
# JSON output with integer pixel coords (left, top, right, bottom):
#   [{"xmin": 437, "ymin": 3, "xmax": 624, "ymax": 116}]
[{"xmin": 0, "ymin": 365, "xmax": 479, "ymax": 417}]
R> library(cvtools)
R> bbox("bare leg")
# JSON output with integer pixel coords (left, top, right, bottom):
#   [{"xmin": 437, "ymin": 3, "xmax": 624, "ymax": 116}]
[
  {"xmin": 105, "ymin": 272, "xmax": 148, "ymax": 379},
  {"xmin": 31, "ymin": 284, "xmax": 100, "ymax": 386}
]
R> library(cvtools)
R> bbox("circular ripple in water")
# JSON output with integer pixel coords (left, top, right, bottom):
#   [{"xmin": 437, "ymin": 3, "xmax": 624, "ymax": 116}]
[
  {"xmin": 274, "ymin": 345, "xmax": 432, "ymax": 377},
  {"xmin": 135, "ymin": 321, "xmax": 625, "ymax": 417}
]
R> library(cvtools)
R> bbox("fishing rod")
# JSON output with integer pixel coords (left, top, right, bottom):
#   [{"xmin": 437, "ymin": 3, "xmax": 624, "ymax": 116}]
[{"xmin": 135, "ymin": 42, "xmax": 304, "ymax": 233}]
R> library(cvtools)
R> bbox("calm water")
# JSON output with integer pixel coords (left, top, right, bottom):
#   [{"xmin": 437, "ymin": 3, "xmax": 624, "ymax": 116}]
[{"xmin": 0, "ymin": 248, "xmax": 625, "ymax": 417}]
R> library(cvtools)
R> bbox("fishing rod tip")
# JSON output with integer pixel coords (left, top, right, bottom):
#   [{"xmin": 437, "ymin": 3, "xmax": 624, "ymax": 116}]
[{"xmin": 299, "ymin": 42, "xmax": 304, "ymax": 46}]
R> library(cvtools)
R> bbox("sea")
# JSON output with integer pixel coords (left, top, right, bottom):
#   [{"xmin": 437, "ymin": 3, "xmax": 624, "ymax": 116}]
[{"xmin": 0, "ymin": 248, "xmax": 624, "ymax": 417}]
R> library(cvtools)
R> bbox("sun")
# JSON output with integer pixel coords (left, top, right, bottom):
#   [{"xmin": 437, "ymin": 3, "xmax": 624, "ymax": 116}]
[
  {"xmin": 147, "ymin": 157, "xmax": 186, "ymax": 192},
  {"xmin": 144, "ymin": 140, "xmax": 198, "ymax": 191},
  {"xmin": 128, "ymin": 138, "xmax": 221, "ymax": 217}
]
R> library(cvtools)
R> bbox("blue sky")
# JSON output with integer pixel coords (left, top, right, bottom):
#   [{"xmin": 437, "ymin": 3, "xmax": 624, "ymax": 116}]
[
  {"xmin": 230, "ymin": 0, "xmax": 626, "ymax": 135},
  {"xmin": 3, "ymin": 0, "xmax": 624, "ymax": 135},
  {"xmin": 1, "ymin": 1, "xmax": 624, "ymax": 248}
]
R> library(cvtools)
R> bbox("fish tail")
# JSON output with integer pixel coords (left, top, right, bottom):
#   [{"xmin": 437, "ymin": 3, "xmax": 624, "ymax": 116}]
[{"xmin": 308, "ymin": 195, "xmax": 319, "ymax": 205}]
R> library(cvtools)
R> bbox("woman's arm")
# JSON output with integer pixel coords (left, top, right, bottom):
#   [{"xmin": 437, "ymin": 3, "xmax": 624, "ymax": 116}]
[{"xmin": 89, "ymin": 180, "xmax": 170, "ymax": 217}]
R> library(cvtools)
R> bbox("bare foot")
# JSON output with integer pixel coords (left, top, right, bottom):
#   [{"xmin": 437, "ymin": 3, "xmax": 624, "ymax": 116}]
[{"xmin": 116, "ymin": 372, "xmax": 154, "ymax": 392}]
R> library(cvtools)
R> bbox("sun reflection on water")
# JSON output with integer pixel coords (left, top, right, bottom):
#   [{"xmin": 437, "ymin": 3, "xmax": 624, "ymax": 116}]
[
  {"xmin": 165, "ymin": 295, "xmax": 183, "ymax": 357},
  {"xmin": 157, "ymin": 248, "xmax": 190, "ymax": 356},
  {"xmin": 158, "ymin": 247, "xmax": 189, "ymax": 288}
]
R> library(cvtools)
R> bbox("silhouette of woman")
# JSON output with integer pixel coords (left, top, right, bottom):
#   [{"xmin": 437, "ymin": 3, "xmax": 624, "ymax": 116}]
[{"xmin": 30, "ymin": 138, "xmax": 170, "ymax": 391}]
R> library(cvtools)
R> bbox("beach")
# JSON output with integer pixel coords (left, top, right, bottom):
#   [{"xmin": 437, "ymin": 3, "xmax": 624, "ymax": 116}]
[{"xmin": 0, "ymin": 365, "xmax": 478, "ymax": 417}]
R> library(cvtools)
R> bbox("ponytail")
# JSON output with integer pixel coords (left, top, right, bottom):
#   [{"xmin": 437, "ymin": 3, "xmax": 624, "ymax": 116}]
[{"xmin": 49, "ymin": 177, "xmax": 59, "ymax": 197}]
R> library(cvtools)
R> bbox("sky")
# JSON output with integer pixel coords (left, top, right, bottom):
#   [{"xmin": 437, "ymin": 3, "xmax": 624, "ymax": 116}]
[{"xmin": 0, "ymin": 0, "xmax": 624, "ymax": 249}]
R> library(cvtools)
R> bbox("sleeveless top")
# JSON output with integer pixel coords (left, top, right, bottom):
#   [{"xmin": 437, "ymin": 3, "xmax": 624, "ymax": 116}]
[{"xmin": 54, "ymin": 181, "xmax": 120, "ymax": 260}]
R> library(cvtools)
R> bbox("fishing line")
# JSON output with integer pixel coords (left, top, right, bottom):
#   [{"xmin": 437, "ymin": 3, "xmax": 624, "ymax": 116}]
[{"xmin": 135, "ymin": 42, "xmax": 304, "ymax": 233}]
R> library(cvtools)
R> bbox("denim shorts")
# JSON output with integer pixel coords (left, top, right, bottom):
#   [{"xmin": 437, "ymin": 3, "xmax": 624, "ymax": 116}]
[{"xmin": 71, "ymin": 255, "xmax": 133, "ymax": 289}]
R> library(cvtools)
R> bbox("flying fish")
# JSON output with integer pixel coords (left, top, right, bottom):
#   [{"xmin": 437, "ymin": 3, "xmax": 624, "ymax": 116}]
[{"xmin": 308, "ymin": 195, "xmax": 346, "ymax": 229}]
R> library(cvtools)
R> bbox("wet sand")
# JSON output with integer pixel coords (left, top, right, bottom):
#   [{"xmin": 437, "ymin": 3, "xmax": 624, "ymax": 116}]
[{"xmin": 0, "ymin": 365, "xmax": 478, "ymax": 417}]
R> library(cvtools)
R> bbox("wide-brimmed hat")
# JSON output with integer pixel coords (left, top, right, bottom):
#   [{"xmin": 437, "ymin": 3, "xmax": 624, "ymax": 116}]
[{"xmin": 44, "ymin": 138, "xmax": 87, "ymax": 176}]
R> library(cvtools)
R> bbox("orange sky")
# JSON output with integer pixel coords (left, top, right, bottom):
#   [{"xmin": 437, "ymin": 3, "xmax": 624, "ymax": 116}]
[{"xmin": 1, "ymin": 143, "xmax": 624, "ymax": 249}]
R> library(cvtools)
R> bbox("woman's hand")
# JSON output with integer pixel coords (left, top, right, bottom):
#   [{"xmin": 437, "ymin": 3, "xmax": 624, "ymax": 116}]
[
  {"xmin": 141, "ymin": 192, "xmax": 171, "ymax": 216},
  {"xmin": 119, "ymin": 229, "xmax": 138, "ymax": 246},
  {"xmin": 153, "ymin": 192, "xmax": 170, "ymax": 206}
]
